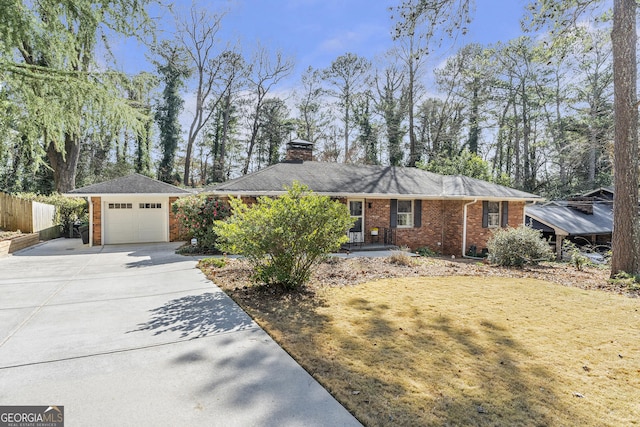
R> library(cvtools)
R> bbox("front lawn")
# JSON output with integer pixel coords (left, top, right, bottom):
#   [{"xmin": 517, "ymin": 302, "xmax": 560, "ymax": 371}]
[{"xmin": 201, "ymin": 257, "xmax": 639, "ymax": 426}]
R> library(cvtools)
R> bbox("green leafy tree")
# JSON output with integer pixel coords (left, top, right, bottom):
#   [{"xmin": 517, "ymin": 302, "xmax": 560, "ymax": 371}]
[
  {"xmin": 171, "ymin": 195, "xmax": 230, "ymax": 251},
  {"xmin": 0, "ymin": 0, "xmax": 153, "ymax": 192},
  {"xmin": 419, "ymin": 149, "xmax": 490, "ymax": 181},
  {"xmin": 323, "ymin": 53, "xmax": 371, "ymax": 163},
  {"xmin": 154, "ymin": 41, "xmax": 191, "ymax": 184},
  {"xmin": 214, "ymin": 182, "xmax": 354, "ymax": 290}
]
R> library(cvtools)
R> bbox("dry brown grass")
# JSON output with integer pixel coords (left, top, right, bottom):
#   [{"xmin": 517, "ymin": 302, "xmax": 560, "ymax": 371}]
[{"xmin": 201, "ymin": 256, "xmax": 640, "ymax": 426}]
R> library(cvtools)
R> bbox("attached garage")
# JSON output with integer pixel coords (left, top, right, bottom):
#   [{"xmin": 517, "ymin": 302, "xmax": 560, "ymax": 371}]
[{"xmin": 68, "ymin": 174, "xmax": 192, "ymax": 246}]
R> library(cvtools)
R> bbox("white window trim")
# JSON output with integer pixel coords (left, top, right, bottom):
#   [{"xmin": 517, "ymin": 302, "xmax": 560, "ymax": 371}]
[{"xmin": 396, "ymin": 200, "xmax": 414, "ymax": 228}]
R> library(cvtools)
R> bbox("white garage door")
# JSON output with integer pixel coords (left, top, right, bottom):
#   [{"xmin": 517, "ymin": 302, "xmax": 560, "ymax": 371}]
[{"xmin": 104, "ymin": 201, "xmax": 167, "ymax": 244}]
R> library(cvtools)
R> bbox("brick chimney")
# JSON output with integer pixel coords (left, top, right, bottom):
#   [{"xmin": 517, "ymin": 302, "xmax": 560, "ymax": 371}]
[{"xmin": 285, "ymin": 139, "xmax": 314, "ymax": 162}]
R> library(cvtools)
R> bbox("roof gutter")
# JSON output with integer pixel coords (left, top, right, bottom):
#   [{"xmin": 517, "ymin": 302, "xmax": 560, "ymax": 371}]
[
  {"xmin": 462, "ymin": 199, "xmax": 478, "ymax": 258},
  {"xmin": 209, "ymin": 190, "xmax": 539, "ymax": 202}
]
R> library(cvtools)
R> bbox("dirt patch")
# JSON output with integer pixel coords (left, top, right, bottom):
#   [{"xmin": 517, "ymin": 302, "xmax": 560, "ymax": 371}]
[{"xmin": 204, "ymin": 255, "xmax": 636, "ymax": 299}]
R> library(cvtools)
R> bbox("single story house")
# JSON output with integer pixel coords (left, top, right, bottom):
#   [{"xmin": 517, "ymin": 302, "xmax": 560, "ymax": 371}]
[
  {"xmin": 68, "ymin": 173, "xmax": 192, "ymax": 246},
  {"xmin": 526, "ymin": 194, "xmax": 613, "ymax": 259},
  {"xmin": 206, "ymin": 141, "xmax": 541, "ymax": 257}
]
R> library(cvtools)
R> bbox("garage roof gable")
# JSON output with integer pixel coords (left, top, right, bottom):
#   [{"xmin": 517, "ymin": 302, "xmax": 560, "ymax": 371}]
[{"xmin": 68, "ymin": 173, "xmax": 193, "ymax": 196}]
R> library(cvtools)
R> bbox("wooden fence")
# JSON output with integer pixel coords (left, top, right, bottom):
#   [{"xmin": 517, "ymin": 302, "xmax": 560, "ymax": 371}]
[{"xmin": 0, "ymin": 192, "xmax": 58, "ymax": 239}]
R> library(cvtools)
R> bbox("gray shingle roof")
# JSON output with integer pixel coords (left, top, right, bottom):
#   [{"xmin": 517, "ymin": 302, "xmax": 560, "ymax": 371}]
[
  {"xmin": 207, "ymin": 161, "xmax": 540, "ymax": 200},
  {"xmin": 526, "ymin": 202, "xmax": 613, "ymax": 235},
  {"xmin": 68, "ymin": 173, "xmax": 193, "ymax": 195}
]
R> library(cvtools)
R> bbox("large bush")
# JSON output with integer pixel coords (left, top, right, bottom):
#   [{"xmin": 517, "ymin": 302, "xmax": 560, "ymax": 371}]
[
  {"xmin": 213, "ymin": 182, "xmax": 354, "ymax": 290},
  {"xmin": 172, "ymin": 195, "xmax": 230, "ymax": 250},
  {"xmin": 17, "ymin": 193, "xmax": 88, "ymax": 236},
  {"xmin": 487, "ymin": 225, "xmax": 554, "ymax": 267}
]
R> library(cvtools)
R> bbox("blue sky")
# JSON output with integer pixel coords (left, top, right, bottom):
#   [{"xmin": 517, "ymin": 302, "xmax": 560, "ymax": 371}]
[{"xmin": 116, "ymin": 0, "xmax": 530, "ymax": 81}]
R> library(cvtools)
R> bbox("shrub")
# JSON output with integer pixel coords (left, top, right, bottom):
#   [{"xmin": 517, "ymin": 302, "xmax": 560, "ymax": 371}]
[
  {"xmin": 17, "ymin": 192, "xmax": 88, "ymax": 236},
  {"xmin": 609, "ymin": 272, "xmax": 640, "ymax": 291},
  {"xmin": 389, "ymin": 251, "xmax": 415, "ymax": 266},
  {"xmin": 172, "ymin": 195, "xmax": 230, "ymax": 251},
  {"xmin": 415, "ymin": 246, "xmax": 438, "ymax": 257},
  {"xmin": 199, "ymin": 257, "xmax": 227, "ymax": 269},
  {"xmin": 562, "ymin": 240, "xmax": 590, "ymax": 271},
  {"xmin": 487, "ymin": 225, "xmax": 554, "ymax": 267},
  {"xmin": 213, "ymin": 182, "xmax": 354, "ymax": 290}
]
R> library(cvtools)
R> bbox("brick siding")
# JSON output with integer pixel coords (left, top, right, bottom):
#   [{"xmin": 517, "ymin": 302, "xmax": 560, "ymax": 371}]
[
  {"xmin": 91, "ymin": 197, "xmax": 101, "ymax": 246},
  {"xmin": 216, "ymin": 194, "xmax": 526, "ymax": 256},
  {"xmin": 363, "ymin": 199, "xmax": 525, "ymax": 256}
]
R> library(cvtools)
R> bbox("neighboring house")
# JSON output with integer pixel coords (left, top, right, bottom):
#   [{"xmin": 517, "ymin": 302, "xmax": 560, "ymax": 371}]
[
  {"xmin": 525, "ymin": 194, "xmax": 613, "ymax": 259},
  {"xmin": 206, "ymin": 141, "xmax": 541, "ymax": 257},
  {"xmin": 68, "ymin": 173, "xmax": 192, "ymax": 246}
]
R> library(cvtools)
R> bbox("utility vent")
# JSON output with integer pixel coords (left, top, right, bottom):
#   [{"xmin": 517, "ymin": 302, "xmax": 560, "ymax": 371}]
[
  {"xmin": 567, "ymin": 196, "xmax": 594, "ymax": 215},
  {"xmin": 285, "ymin": 139, "xmax": 314, "ymax": 162}
]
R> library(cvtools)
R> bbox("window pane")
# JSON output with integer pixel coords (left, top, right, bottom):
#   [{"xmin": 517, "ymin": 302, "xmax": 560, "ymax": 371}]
[
  {"xmin": 397, "ymin": 213, "xmax": 413, "ymax": 227},
  {"xmin": 488, "ymin": 201, "xmax": 500, "ymax": 213},
  {"xmin": 157, "ymin": 203, "xmax": 162, "ymax": 209},
  {"xmin": 349, "ymin": 201, "xmax": 362, "ymax": 216},
  {"xmin": 398, "ymin": 200, "xmax": 412, "ymax": 213},
  {"xmin": 488, "ymin": 213, "xmax": 500, "ymax": 228}
]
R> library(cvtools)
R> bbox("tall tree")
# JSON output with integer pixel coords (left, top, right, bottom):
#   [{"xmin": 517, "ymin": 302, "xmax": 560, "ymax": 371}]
[
  {"xmin": 374, "ymin": 63, "xmax": 407, "ymax": 166},
  {"xmin": 353, "ymin": 90, "xmax": 380, "ymax": 165},
  {"xmin": 241, "ymin": 46, "xmax": 294, "ymax": 175},
  {"xmin": 154, "ymin": 41, "xmax": 190, "ymax": 184},
  {"xmin": 128, "ymin": 72, "xmax": 158, "ymax": 176},
  {"xmin": 322, "ymin": 53, "xmax": 371, "ymax": 163},
  {"xmin": 391, "ymin": 0, "xmax": 474, "ymax": 166},
  {"xmin": 177, "ymin": 7, "xmax": 237, "ymax": 186},
  {"xmin": 528, "ymin": 0, "xmax": 638, "ymax": 275},
  {"xmin": 256, "ymin": 97, "xmax": 293, "ymax": 167},
  {"xmin": 295, "ymin": 67, "xmax": 330, "ymax": 144},
  {"xmin": 0, "ymin": 0, "xmax": 153, "ymax": 192}
]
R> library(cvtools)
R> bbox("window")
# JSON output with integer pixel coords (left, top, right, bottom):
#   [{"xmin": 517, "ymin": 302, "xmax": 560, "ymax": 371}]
[
  {"xmin": 487, "ymin": 202, "xmax": 500, "ymax": 228},
  {"xmin": 396, "ymin": 200, "xmax": 413, "ymax": 228},
  {"xmin": 139, "ymin": 203, "xmax": 162, "ymax": 209},
  {"xmin": 108, "ymin": 203, "xmax": 132, "ymax": 209},
  {"xmin": 390, "ymin": 199, "xmax": 422, "ymax": 229}
]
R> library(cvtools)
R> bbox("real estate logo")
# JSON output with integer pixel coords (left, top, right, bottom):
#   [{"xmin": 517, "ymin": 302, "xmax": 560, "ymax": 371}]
[{"xmin": 0, "ymin": 406, "xmax": 64, "ymax": 427}]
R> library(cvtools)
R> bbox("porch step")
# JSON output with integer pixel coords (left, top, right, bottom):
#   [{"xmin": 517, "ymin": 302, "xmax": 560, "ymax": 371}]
[{"xmin": 340, "ymin": 243, "xmax": 399, "ymax": 252}]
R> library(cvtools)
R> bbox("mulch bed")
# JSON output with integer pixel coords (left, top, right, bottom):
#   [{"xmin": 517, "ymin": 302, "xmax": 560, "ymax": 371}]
[{"xmin": 201, "ymin": 255, "xmax": 639, "ymax": 299}]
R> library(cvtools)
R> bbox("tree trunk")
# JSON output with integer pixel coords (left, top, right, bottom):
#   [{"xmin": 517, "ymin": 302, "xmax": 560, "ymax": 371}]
[
  {"xmin": 47, "ymin": 133, "xmax": 81, "ymax": 193},
  {"xmin": 407, "ymin": 60, "xmax": 417, "ymax": 167},
  {"xmin": 610, "ymin": 0, "xmax": 639, "ymax": 276}
]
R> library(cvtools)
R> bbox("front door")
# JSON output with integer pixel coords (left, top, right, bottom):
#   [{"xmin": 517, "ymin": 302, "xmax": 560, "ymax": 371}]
[{"xmin": 348, "ymin": 200, "xmax": 364, "ymax": 243}]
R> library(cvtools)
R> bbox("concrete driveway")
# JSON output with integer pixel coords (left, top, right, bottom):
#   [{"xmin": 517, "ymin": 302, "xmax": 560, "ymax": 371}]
[{"xmin": 0, "ymin": 239, "xmax": 360, "ymax": 426}]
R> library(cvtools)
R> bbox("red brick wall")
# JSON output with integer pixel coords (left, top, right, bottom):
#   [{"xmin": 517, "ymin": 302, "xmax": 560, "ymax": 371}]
[
  {"xmin": 91, "ymin": 197, "xmax": 101, "ymax": 246},
  {"xmin": 464, "ymin": 201, "xmax": 526, "ymax": 255},
  {"xmin": 362, "ymin": 199, "xmax": 526, "ymax": 256},
  {"xmin": 169, "ymin": 197, "xmax": 185, "ymax": 241},
  {"xmin": 213, "ymin": 194, "xmax": 527, "ymax": 256},
  {"xmin": 363, "ymin": 199, "xmax": 454, "ymax": 254}
]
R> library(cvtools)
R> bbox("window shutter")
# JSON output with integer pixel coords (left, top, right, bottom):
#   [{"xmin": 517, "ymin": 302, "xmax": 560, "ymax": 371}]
[
  {"xmin": 414, "ymin": 200, "xmax": 422, "ymax": 228},
  {"xmin": 482, "ymin": 201, "xmax": 489, "ymax": 228},
  {"xmin": 502, "ymin": 201, "xmax": 509, "ymax": 227},
  {"xmin": 390, "ymin": 199, "xmax": 398, "ymax": 228}
]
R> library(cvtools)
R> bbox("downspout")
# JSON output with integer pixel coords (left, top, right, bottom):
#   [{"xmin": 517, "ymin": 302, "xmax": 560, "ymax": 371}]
[
  {"xmin": 462, "ymin": 199, "xmax": 478, "ymax": 258},
  {"xmin": 88, "ymin": 196, "xmax": 93, "ymax": 247}
]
